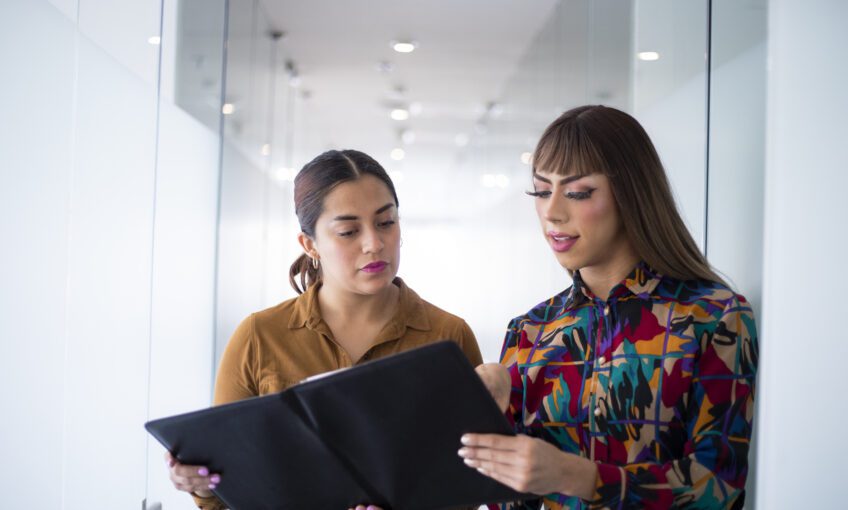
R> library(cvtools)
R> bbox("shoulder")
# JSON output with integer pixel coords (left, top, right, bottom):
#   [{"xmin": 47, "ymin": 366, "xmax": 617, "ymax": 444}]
[
  {"xmin": 252, "ymin": 294, "xmax": 302, "ymax": 326},
  {"xmin": 653, "ymin": 275, "xmax": 753, "ymax": 319}
]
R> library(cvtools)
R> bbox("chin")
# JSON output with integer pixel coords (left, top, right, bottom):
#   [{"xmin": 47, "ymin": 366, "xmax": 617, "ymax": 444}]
[
  {"xmin": 554, "ymin": 252, "xmax": 582, "ymax": 272},
  {"xmin": 354, "ymin": 275, "xmax": 395, "ymax": 294}
]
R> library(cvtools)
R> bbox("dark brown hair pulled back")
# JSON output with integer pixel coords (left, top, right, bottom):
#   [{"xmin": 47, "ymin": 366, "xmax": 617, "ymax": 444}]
[{"xmin": 288, "ymin": 149, "xmax": 399, "ymax": 294}]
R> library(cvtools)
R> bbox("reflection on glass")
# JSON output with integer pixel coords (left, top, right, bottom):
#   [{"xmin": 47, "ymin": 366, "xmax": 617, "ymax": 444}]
[{"xmin": 174, "ymin": 0, "xmax": 226, "ymax": 131}]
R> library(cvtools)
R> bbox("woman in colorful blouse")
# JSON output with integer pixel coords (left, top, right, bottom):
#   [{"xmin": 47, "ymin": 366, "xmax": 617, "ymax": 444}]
[{"xmin": 460, "ymin": 105, "xmax": 758, "ymax": 509}]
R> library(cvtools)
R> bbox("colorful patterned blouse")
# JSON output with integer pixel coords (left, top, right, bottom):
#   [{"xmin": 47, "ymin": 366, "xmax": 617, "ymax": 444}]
[{"xmin": 489, "ymin": 262, "xmax": 758, "ymax": 510}]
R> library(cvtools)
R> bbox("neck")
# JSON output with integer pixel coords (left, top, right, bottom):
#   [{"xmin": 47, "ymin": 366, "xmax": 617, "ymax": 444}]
[
  {"xmin": 317, "ymin": 279, "xmax": 399, "ymax": 323},
  {"xmin": 578, "ymin": 245, "xmax": 640, "ymax": 301}
]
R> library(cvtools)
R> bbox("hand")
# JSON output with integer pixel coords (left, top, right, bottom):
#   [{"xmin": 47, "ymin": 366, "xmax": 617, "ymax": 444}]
[
  {"xmin": 457, "ymin": 433, "xmax": 598, "ymax": 500},
  {"xmin": 347, "ymin": 505, "xmax": 383, "ymax": 510},
  {"xmin": 474, "ymin": 363, "xmax": 511, "ymax": 412},
  {"xmin": 165, "ymin": 451, "xmax": 221, "ymax": 498}
]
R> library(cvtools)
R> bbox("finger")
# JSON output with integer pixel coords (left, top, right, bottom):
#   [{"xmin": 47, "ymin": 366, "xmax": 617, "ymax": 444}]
[
  {"xmin": 462, "ymin": 455, "xmax": 526, "ymax": 478},
  {"xmin": 172, "ymin": 464, "xmax": 213, "ymax": 478},
  {"xmin": 461, "ymin": 433, "xmax": 522, "ymax": 450},
  {"xmin": 170, "ymin": 471, "xmax": 221, "ymax": 489},
  {"xmin": 458, "ymin": 446, "xmax": 524, "ymax": 465}
]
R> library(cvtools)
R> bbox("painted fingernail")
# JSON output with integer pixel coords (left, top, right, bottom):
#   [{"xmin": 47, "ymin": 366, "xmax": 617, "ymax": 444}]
[
  {"xmin": 464, "ymin": 458, "xmax": 476, "ymax": 466},
  {"xmin": 197, "ymin": 467, "xmax": 209, "ymax": 476},
  {"xmin": 210, "ymin": 475, "xmax": 221, "ymax": 484},
  {"xmin": 460, "ymin": 435, "xmax": 471, "ymax": 445},
  {"xmin": 208, "ymin": 483, "xmax": 217, "ymax": 490},
  {"xmin": 367, "ymin": 506, "xmax": 379, "ymax": 510},
  {"xmin": 457, "ymin": 448, "xmax": 468, "ymax": 457}
]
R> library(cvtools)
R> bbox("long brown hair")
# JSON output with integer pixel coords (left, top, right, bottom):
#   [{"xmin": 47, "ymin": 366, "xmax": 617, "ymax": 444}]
[
  {"xmin": 288, "ymin": 149, "xmax": 399, "ymax": 294},
  {"xmin": 533, "ymin": 105, "xmax": 725, "ymax": 285}
]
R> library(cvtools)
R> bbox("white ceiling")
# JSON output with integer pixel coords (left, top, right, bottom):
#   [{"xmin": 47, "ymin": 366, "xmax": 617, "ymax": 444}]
[{"xmin": 257, "ymin": 0, "xmax": 560, "ymax": 169}]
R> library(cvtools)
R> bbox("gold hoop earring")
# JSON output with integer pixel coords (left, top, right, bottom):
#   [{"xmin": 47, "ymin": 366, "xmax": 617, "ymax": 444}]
[{"xmin": 312, "ymin": 257, "xmax": 319, "ymax": 270}]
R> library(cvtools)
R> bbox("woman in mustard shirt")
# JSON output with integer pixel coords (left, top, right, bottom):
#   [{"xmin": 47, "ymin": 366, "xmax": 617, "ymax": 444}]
[
  {"xmin": 165, "ymin": 149, "xmax": 486, "ymax": 510},
  {"xmin": 461, "ymin": 105, "xmax": 758, "ymax": 510}
]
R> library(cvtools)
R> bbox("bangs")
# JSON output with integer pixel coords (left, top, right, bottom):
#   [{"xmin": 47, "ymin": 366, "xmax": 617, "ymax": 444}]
[{"xmin": 532, "ymin": 121, "xmax": 608, "ymax": 178}]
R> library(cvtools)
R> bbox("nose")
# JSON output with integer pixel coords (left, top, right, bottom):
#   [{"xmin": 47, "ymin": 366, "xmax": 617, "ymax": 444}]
[
  {"xmin": 361, "ymin": 226, "xmax": 385, "ymax": 254},
  {"xmin": 541, "ymin": 192, "xmax": 568, "ymax": 224}
]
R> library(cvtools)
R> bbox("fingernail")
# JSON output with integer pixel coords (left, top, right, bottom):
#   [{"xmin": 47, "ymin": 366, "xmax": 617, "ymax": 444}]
[
  {"xmin": 461, "ymin": 435, "xmax": 471, "ymax": 445},
  {"xmin": 457, "ymin": 447, "xmax": 468, "ymax": 457},
  {"xmin": 464, "ymin": 458, "xmax": 476, "ymax": 466},
  {"xmin": 208, "ymin": 483, "xmax": 217, "ymax": 490},
  {"xmin": 210, "ymin": 475, "xmax": 221, "ymax": 484},
  {"xmin": 367, "ymin": 506, "xmax": 379, "ymax": 510},
  {"xmin": 197, "ymin": 467, "xmax": 209, "ymax": 476}
]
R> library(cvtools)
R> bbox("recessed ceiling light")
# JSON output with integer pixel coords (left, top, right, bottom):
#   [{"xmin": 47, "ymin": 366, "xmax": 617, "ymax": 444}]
[
  {"xmin": 148, "ymin": 36, "xmax": 161, "ymax": 45},
  {"xmin": 260, "ymin": 144, "xmax": 271, "ymax": 156},
  {"xmin": 390, "ymin": 108, "xmax": 409, "ymax": 121},
  {"xmin": 222, "ymin": 103, "xmax": 235, "ymax": 115},
  {"xmin": 390, "ymin": 148, "xmax": 406, "ymax": 161},
  {"xmin": 391, "ymin": 41, "xmax": 417, "ymax": 53},
  {"xmin": 520, "ymin": 152, "xmax": 532, "ymax": 165},
  {"xmin": 637, "ymin": 51, "xmax": 660, "ymax": 61}
]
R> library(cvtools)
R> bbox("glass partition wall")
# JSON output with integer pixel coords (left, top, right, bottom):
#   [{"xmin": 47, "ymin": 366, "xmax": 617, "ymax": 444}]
[{"xmin": 205, "ymin": 1, "xmax": 766, "ymax": 507}]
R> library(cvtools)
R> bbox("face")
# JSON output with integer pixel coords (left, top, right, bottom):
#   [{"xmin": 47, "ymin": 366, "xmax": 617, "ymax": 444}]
[
  {"xmin": 529, "ymin": 169, "xmax": 632, "ymax": 273},
  {"xmin": 299, "ymin": 174, "xmax": 401, "ymax": 296}
]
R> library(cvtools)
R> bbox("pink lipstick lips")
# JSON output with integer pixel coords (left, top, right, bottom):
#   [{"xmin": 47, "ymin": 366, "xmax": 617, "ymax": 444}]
[
  {"xmin": 361, "ymin": 261, "xmax": 388, "ymax": 273},
  {"xmin": 548, "ymin": 231, "xmax": 578, "ymax": 252}
]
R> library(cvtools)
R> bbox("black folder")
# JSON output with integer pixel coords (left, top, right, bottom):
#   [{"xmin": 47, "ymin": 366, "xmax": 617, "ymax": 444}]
[{"xmin": 145, "ymin": 341, "xmax": 527, "ymax": 510}]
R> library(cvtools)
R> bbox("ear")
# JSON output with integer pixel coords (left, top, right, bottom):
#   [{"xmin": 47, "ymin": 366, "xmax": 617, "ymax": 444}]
[{"xmin": 297, "ymin": 232, "xmax": 318, "ymax": 260}]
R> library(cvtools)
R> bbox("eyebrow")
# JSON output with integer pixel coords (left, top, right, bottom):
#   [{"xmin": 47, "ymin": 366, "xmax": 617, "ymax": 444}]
[
  {"xmin": 532, "ymin": 173, "xmax": 586, "ymax": 185},
  {"xmin": 331, "ymin": 203, "xmax": 396, "ymax": 222}
]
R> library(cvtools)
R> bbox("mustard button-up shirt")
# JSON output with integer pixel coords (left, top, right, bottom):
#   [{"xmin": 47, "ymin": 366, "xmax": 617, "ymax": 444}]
[{"xmin": 193, "ymin": 277, "xmax": 483, "ymax": 510}]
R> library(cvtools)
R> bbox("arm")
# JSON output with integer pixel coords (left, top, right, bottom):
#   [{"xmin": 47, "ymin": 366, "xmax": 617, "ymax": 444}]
[
  {"xmin": 589, "ymin": 297, "xmax": 758, "ymax": 509},
  {"xmin": 464, "ymin": 300, "xmax": 758, "ymax": 509},
  {"xmin": 453, "ymin": 319, "xmax": 484, "ymax": 367}
]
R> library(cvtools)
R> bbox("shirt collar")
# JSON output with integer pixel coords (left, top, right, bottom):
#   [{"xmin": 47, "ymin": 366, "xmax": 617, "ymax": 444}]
[
  {"xmin": 569, "ymin": 260, "xmax": 663, "ymax": 305},
  {"xmin": 287, "ymin": 277, "xmax": 431, "ymax": 335}
]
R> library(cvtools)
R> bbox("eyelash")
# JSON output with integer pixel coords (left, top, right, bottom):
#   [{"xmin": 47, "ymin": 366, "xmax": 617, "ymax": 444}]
[
  {"xmin": 337, "ymin": 220, "xmax": 396, "ymax": 237},
  {"xmin": 525, "ymin": 189, "xmax": 595, "ymax": 200}
]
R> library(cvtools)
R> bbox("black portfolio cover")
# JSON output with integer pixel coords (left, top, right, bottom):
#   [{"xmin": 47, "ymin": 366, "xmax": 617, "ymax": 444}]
[{"xmin": 145, "ymin": 341, "xmax": 527, "ymax": 510}]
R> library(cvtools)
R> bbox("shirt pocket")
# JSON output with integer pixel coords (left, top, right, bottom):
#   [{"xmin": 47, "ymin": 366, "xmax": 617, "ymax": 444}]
[{"xmin": 257, "ymin": 372, "xmax": 294, "ymax": 395}]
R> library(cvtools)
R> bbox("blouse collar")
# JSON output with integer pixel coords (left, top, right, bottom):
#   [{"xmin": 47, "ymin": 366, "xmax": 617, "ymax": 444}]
[{"xmin": 569, "ymin": 260, "xmax": 663, "ymax": 305}]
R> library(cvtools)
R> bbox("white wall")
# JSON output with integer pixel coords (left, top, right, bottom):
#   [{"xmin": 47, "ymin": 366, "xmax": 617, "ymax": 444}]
[
  {"xmin": 755, "ymin": 1, "xmax": 848, "ymax": 508},
  {"xmin": 0, "ymin": 1, "xmax": 221, "ymax": 508}
]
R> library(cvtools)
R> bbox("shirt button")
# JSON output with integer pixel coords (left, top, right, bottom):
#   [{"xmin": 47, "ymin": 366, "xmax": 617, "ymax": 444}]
[
  {"xmin": 604, "ymin": 305, "xmax": 610, "ymax": 315},
  {"xmin": 594, "ymin": 407, "xmax": 602, "ymax": 417},
  {"xmin": 598, "ymin": 356, "xmax": 606, "ymax": 365}
]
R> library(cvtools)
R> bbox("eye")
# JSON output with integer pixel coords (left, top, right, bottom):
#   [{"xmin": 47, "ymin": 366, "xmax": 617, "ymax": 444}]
[
  {"xmin": 565, "ymin": 189, "xmax": 595, "ymax": 200},
  {"xmin": 525, "ymin": 190, "xmax": 552, "ymax": 199},
  {"xmin": 377, "ymin": 220, "xmax": 396, "ymax": 228},
  {"xmin": 337, "ymin": 229, "xmax": 357, "ymax": 238}
]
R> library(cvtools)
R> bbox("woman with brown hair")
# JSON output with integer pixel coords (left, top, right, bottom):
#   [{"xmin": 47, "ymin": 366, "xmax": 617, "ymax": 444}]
[
  {"xmin": 164, "ymin": 149, "xmax": 485, "ymax": 510},
  {"xmin": 460, "ymin": 105, "xmax": 759, "ymax": 509}
]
